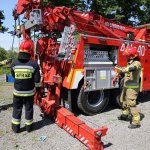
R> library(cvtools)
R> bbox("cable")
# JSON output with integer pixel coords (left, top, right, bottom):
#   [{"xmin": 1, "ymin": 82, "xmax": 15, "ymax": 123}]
[
  {"xmin": 11, "ymin": 20, "xmax": 16, "ymax": 59},
  {"xmin": 78, "ymin": 115, "xmax": 101, "ymax": 128},
  {"xmin": 18, "ymin": 16, "xmax": 21, "ymax": 46}
]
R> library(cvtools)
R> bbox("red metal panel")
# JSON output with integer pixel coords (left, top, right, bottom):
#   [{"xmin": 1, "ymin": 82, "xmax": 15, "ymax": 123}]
[
  {"xmin": 55, "ymin": 107, "xmax": 107, "ymax": 150},
  {"xmin": 82, "ymin": 36, "xmax": 123, "ymax": 46},
  {"xmin": 141, "ymin": 45, "xmax": 150, "ymax": 91}
]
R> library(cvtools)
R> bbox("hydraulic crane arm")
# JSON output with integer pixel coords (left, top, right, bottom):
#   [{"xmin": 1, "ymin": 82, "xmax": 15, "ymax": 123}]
[
  {"xmin": 15, "ymin": 0, "xmax": 41, "ymax": 16},
  {"xmin": 13, "ymin": 1, "xmax": 108, "ymax": 150},
  {"xmin": 12, "ymin": 1, "xmax": 150, "ymax": 150},
  {"xmin": 13, "ymin": 0, "xmax": 150, "ymax": 41}
]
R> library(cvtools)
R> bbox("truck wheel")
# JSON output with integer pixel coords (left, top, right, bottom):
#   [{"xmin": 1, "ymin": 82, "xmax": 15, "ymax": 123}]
[
  {"xmin": 77, "ymin": 85, "xmax": 109, "ymax": 115},
  {"xmin": 115, "ymin": 91, "xmax": 122, "ymax": 107},
  {"xmin": 110, "ymin": 89, "xmax": 121, "ymax": 108}
]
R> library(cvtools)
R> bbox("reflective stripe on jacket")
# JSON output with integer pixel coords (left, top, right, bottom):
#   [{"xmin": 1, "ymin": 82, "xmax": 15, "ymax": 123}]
[
  {"xmin": 11, "ymin": 59, "xmax": 41, "ymax": 97},
  {"xmin": 122, "ymin": 60, "xmax": 141, "ymax": 89},
  {"xmin": 13, "ymin": 89, "xmax": 35, "ymax": 97}
]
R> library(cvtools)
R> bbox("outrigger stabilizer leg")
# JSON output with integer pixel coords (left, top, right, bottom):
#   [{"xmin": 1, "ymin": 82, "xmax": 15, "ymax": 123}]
[{"xmin": 35, "ymin": 93, "xmax": 108, "ymax": 150}]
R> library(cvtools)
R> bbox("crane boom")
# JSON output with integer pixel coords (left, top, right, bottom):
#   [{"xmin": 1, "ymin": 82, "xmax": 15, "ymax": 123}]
[{"xmin": 12, "ymin": 1, "xmax": 150, "ymax": 149}]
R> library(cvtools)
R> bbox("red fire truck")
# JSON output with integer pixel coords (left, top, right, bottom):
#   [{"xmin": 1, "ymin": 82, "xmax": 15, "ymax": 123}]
[{"xmin": 12, "ymin": 0, "xmax": 150, "ymax": 149}]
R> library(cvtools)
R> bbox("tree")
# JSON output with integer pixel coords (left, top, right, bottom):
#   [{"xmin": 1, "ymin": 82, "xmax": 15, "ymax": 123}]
[
  {"xmin": 6, "ymin": 50, "xmax": 18, "ymax": 60},
  {"xmin": 89, "ymin": 0, "xmax": 150, "ymax": 26},
  {"xmin": 40, "ymin": 0, "xmax": 150, "ymax": 26},
  {"xmin": 138, "ymin": 0, "xmax": 150, "ymax": 25},
  {"xmin": 0, "ymin": 47, "xmax": 7, "ymax": 61},
  {"xmin": 41, "ymin": 0, "xmax": 86, "ymax": 10},
  {"xmin": 115, "ymin": 0, "xmax": 144, "ymax": 25},
  {"xmin": 0, "ymin": 46, "xmax": 18, "ymax": 61},
  {"xmin": 0, "ymin": 10, "xmax": 7, "ymax": 33}
]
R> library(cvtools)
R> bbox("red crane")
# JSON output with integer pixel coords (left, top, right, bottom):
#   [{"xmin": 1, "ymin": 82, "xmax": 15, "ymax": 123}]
[{"xmin": 13, "ymin": 0, "xmax": 150, "ymax": 149}]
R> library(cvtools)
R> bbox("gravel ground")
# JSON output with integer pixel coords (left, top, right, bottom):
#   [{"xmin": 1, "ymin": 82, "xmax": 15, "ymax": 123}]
[{"xmin": 0, "ymin": 82, "xmax": 150, "ymax": 150}]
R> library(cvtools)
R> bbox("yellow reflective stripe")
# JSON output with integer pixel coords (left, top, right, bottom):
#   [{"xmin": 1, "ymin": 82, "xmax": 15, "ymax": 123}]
[
  {"xmin": 14, "ymin": 69, "xmax": 33, "ymax": 79},
  {"xmin": 132, "ymin": 115, "xmax": 140, "ymax": 124},
  {"xmin": 122, "ymin": 109, "xmax": 129, "ymax": 115},
  {"xmin": 12, "ymin": 120, "xmax": 20, "ymax": 125},
  {"xmin": 137, "ymin": 69, "xmax": 141, "ymax": 83},
  {"xmin": 14, "ymin": 69, "xmax": 33, "ymax": 73},
  {"xmin": 15, "ymin": 72, "xmax": 32, "ymax": 79},
  {"xmin": 124, "ymin": 67, "xmax": 129, "ymax": 72},
  {"xmin": 133, "ymin": 115, "xmax": 140, "ymax": 121},
  {"xmin": 124, "ymin": 85, "xmax": 139, "ymax": 88},
  {"xmin": 13, "ymin": 92, "xmax": 35, "ymax": 97},
  {"xmin": 35, "ymin": 83, "xmax": 41, "ymax": 87},
  {"xmin": 20, "ymin": 49, "xmax": 30, "ymax": 53},
  {"xmin": 35, "ymin": 85, "xmax": 41, "ymax": 87},
  {"xmin": 25, "ymin": 122, "xmax": 33, "ymax": 125}
]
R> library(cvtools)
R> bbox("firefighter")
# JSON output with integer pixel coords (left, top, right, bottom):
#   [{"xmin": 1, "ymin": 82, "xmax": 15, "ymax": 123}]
[
  {"xmin": 11, "ymin": 39, "xmax": 41, "ymax": 133},
  {"xmin": 114, "ymin": 47, "xmax": 141, "ymax": 129}
]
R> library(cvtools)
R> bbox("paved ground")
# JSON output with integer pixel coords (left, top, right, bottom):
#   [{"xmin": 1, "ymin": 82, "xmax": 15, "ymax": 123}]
[{"xmin": 0, "ymin": 82, "xmax": 150, "ymax": 150}]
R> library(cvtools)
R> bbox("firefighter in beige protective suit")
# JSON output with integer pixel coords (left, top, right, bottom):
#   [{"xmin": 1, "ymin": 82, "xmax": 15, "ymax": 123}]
[{"xmin": 114, "ymin": 47, "xmax": 141, "ymax": 129}]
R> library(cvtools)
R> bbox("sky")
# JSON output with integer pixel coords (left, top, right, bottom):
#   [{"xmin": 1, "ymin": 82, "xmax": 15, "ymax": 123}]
[{"xmin": 0, "ymin": 0, "xmax": 18, "ymax": 50}]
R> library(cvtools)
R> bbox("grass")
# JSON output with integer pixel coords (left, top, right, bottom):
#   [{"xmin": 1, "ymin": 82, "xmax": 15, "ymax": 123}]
[{"xmin": 0, "ymin": 65, "xmax": 11, "ymax": 75}]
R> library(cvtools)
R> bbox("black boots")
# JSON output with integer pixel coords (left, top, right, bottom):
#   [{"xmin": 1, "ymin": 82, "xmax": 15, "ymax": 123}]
[
  {"xmin": 12, "ymin": 123, "xmax": 20, "ymax": 133},
  {"xmin": 128, "ymin": 124, "xmax": 141, "ymax": 129},
  {"xmin": 118, "ymin": 114, "xmax": 130, "ymax": 121},
  {"xmin": 26, "ymin": 124, "xmax": 33, "ymax": 132},
  {"xmin": 12, "ymin": 123, "xmax": 33, "ymax": 133}
]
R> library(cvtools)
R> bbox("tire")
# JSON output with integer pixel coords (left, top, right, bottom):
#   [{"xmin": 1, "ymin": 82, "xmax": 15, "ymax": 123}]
[
  {"xmin": 110, "ymin": 88, "xmax": 121, "ymax": 108},
  {"xmin": 115, "ymin": 91, "xmax": 122, "ymax": 107},
  {"xmin": 77, "ymin": 85, "xmax": 110, "ymax": 115}
]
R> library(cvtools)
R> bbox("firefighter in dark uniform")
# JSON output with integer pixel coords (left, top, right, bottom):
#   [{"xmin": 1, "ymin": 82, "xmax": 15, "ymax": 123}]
[
  {"xmin": 11, "ymin": 39, "xmax": 41, "ymax": 133},
  {"xmin": 114, "ymin": 47, "xmax": 141, "ymax": 129}
]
